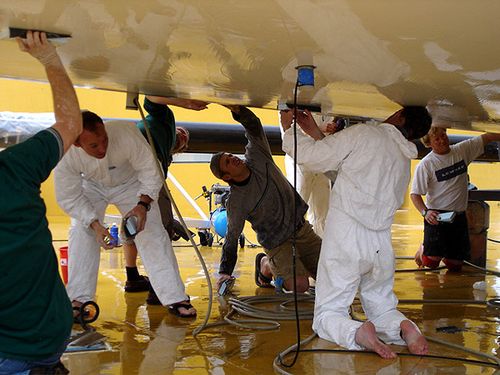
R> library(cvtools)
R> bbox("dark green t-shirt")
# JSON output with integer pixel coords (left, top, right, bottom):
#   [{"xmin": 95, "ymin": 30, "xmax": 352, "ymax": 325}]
[
  {"xmin": 136, "ymin": 97, "xmax": 176, "ymax": 175},
  {"xmin": 0, "ymin": 128, "xmax": 72, "ymax": 361}
]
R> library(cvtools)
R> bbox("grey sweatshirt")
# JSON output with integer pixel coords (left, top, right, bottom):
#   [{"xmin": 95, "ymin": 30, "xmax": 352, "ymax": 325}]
[{"xmin": 219, "ymin": 107, "xmax": 308, "ymax": 275}]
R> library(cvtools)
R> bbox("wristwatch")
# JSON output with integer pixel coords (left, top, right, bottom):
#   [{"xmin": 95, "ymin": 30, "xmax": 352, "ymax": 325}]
[
  {"xmin": 137, "ymin": 201, "xmax": 151, "ymax": 212},
  {"xmin": 421, "ymin": 209, "xmax": 428, "ymax": 217}
]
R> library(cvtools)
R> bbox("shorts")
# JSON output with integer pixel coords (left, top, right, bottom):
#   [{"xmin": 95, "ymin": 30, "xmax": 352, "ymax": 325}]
[
  {"xmin": 265, "ymin": 220, "xmax": 322, "ymax": 281},
  {"xmin": 423, "ymin": 211, "xmax": 470, "ymax": 261}
]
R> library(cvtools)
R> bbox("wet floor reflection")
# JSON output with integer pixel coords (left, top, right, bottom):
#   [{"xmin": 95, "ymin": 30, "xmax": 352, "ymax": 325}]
[{"xmin": 53, "ymin": 205, "xmax": 500, "ymax": 374}]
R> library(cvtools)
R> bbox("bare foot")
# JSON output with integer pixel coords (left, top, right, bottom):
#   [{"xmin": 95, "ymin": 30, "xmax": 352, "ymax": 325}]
[
  {"xmin": 355, "ymin": 321, "xmax": 396, "ymax": 359},
  {"xmin": 259, "ymin": 256, "xmax": 273, "ymax": 286},
  {"xmin": 414, "ymin": 244, "xmax": 424, "ymax": 268},
  {"xmin": 176, "ymin": 303, "xmax": 197, "ymax": 317},
  {"xmin": 400, "ymin": 320, "xmax": 428, "ymax": 355}
]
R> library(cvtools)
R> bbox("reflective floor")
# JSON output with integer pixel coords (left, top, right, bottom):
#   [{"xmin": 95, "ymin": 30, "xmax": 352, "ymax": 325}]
[{"xmin": 49, "ymin": 204, "xmax": 500, "ymax": 374}]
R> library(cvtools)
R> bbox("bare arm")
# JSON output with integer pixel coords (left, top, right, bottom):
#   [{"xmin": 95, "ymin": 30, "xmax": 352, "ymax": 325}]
[
  {"xmin": 410, "ymin": 193, "xmax": 439, "ymax": 225},
  {"xmin": 17, "ymin": 31, "xmax": 81, "ymax": 154},
  {"xmin": 146, "ymin": 95, "xmax": 208, "ymax": 111}
]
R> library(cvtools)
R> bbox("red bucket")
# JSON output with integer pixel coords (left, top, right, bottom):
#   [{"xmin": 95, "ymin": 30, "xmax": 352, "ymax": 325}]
[{"xmin": 59, "ymin": 246, "xmax": 68, "ymax": 284}]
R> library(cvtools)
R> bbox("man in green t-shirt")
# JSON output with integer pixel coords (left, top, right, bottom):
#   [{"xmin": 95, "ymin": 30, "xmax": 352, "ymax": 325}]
[
  {"xmin": 0, "ymin": 31, "xmax": 82, "ymax": 373},
  {"xmin": 123, "ymin": 96, "xmax": 208, "ymax": 297}
]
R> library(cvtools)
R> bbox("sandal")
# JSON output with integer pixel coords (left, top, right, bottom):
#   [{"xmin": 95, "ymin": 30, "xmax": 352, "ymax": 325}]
[
  {"xmin": 255, "ymin": 253, "xmax": 273, "ymax": 288},
  {"xmin": 168, "ymin": 298, "xmax": 197, "ymax": 318}
]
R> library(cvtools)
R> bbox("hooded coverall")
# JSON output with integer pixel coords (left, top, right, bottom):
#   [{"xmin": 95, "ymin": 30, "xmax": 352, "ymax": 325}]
[
  {"xmin": 283, "ymin": 122, "xmax": 420, "ymax": 350},
  {"xmin": 54, "ymin": 121, "xmax": 187, "ymax": 306}
]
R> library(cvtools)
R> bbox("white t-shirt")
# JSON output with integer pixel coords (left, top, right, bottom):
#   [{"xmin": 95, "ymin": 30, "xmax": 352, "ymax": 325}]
[{"xmin": 411, "ymin": 136, "xmax": 484, "ymax": 211}]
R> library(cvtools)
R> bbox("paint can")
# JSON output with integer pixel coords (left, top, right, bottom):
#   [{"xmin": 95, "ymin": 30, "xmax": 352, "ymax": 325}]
[{"xmin": 59, "ymin": 246, "xmax": 68, "ymax": 284}]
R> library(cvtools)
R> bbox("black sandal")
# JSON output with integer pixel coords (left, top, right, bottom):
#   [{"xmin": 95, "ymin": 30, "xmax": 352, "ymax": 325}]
[
  {"xmin": 168, "ymin": 299, "xmax": 197, "ymax": 318},
  {"xmin": 255, "ymin": 253, "xmax": 273, "ymax": 288}
]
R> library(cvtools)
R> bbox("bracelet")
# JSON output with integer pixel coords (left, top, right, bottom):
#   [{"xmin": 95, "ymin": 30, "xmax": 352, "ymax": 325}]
[
  {"xmin": 421, "ymin": 209, "xmax": 428, "ymax": 217},
  {"xmin": 137, "ymin": 201, "xmax": 151, "ymax": 212}
]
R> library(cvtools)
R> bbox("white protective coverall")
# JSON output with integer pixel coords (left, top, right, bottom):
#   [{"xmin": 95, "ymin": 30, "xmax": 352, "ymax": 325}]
[
  {"xmin": 283, "ymin": 122, "xmax": 420, "ymax": 351},
  {"xmin": 284, "ymin": 154, "xmax": 330, "ymax": 237},
  {"xmin": 54, "ymin": 121, "xmax": 187, "ymax": 305}
]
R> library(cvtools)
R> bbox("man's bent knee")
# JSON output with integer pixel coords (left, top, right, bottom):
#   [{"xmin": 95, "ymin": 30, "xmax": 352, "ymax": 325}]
[
  {"xmin": 284, "ymin": 276, "xmax": 309, "ymax": 292},
  {"xmin": 443, "ymin": 258, "xmax": 463, "ymax": 272}
]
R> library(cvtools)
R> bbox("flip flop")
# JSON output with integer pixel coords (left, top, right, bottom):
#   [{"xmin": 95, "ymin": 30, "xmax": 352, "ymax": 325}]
[
  {"xmin": 168, "ymin": 299, "xmax": 197, "ymax": 318},
  {"xmin": 254, "ymin": 252, "xmax": 273, "ymax": 288},
  {"xmin": 167, "ymin": 296, "xmax": 197, "ymax": 318}
]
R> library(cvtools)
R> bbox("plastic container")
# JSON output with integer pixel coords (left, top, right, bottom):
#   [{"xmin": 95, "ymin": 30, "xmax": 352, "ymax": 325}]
[
  {"xmin": 109, "ymin": 223, "xmax": 119, "ymax": 246},
  {"xmin": 59, "ymin": 246, "xmax": 68, "ymax": 284}
]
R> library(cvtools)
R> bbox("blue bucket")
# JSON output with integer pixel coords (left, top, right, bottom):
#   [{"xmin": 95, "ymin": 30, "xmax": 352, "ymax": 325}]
[{"xmin": 211, "ymin": 208, "xmax": 228, "ymax": 237}]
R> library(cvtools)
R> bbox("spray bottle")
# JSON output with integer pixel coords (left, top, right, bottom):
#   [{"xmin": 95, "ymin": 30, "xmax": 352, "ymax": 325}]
[{"xmin": 109, "ymin": 223, "xmax": 119, "ymax": 247}]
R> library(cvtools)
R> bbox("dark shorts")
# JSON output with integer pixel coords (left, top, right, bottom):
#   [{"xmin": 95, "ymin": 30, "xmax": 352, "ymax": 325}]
[{"xmin": 423, "ymin": 211, "xmax": 470, "ymax": 261}]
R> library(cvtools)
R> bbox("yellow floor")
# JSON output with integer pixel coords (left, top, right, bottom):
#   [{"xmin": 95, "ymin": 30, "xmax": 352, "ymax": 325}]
[{"xmin": 49, "ymin": 204, "xmax": 500, "ymax": 374}]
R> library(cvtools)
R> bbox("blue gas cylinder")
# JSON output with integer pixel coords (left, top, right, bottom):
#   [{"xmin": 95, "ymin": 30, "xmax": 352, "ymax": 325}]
[
  {"xmin": 211, "ymin": 208, "xmax": 228, "ymax": 238},
  {"xmin": 109, "ymin": 223, "xmax": 119, "ymax": 246}
]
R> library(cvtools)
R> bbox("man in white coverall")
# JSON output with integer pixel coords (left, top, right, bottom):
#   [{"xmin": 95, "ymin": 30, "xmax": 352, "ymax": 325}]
[
  {"xmin": 284, "ymin": 156, "xmax": 330, "ymax": 236},
  {"xmin": 54, "ymin": 111, "xmax": 196, "ymax": 318},
  {"xmin": 281, "ymin": 107, "xmax": 432, "ymax": 359},
  {"xmin": 281, "ymin": 114, "xmax": 342, "ymax": 237}
]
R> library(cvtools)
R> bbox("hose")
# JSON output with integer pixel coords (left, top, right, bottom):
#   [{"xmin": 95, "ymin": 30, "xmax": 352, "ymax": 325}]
[
  {"xmin": 425, "ymin": 335, "xmax": 500, "ymax": 367},
  {"xmin": 464, "ymin": 260, "xmax": 500, "ymax": 277},
  {"xmin": 194, "ymin": 293, "xmax": 314, "ymax": 332},
  {"xmin": 273, "ymin": 333, "xmax": 317, "ymax": 375},
  {"xmin": 275, "ymin": 346, "xmax": 499, "ymax": 374}
]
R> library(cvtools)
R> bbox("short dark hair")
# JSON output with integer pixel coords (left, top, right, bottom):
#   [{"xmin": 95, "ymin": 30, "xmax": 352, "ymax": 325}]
[
  {"xmin": 401, "ymin": 106, "xmax": 432, "ymax": 141},
  {"xmin": 210, "ymin": 152, "xmax": 225, "ymax": 179},
  {"xmin": 81, "ymin": 110, "xmax": 104, "ymax": 132}
]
